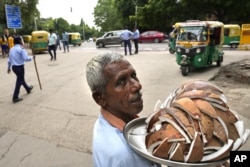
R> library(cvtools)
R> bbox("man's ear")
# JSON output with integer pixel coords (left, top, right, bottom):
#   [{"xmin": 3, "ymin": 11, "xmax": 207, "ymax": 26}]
[{"xmin": 93, "ymin": 91, "xmax": 106, "ymax": 108}]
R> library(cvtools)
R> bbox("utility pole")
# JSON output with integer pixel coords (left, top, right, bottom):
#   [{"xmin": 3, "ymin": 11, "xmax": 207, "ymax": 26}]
[
  {"xmin": 82, "ymin": 19, "xmax": 85, "ymax": 41},
  {"xmin": 133, "ymin": 0, "xmax": 137, "ymax": 27}
]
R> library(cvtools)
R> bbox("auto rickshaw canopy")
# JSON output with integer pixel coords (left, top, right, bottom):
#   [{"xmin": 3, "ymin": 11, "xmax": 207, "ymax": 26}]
[
  {"xmin": 240, "ymin": 24, "xmax": 250, "ymax": 45},
  {"xmin": 224, "ymin": 24, "xmax": 241, "ymax": 37},
  {"xmin": 31, "ymin": 30, "xmax": 49, "ymax": 42}
]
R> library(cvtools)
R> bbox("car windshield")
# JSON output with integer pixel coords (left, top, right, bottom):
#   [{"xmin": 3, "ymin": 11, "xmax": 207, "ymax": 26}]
[{"xmin": 177, "ymin": 26, "xmax": 207, "ymax": 42}]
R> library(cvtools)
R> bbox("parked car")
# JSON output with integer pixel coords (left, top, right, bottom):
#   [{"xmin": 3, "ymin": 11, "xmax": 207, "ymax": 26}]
[
  {"xmin": 96, "ymin": 30, "xmax": 124, "ymax": 48},
  {"xmin": 139, "ymin": 31, "xmax": 166, "ymax": 43}
]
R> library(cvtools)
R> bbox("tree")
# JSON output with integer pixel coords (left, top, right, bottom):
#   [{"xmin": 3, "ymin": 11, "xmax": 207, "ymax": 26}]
[
  {"xmin": 93, "ymin": 0, "xmax": 250, "ymax": 34},
  {"xmin": 94, "ymin": 0, "xmax": 122, "ymax": 32}
]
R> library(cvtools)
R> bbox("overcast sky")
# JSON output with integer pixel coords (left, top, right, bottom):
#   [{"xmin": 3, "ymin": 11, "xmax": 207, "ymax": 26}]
[{"xmin": 37, "ymin": 0, "xmax": 98, "ymax": 27}]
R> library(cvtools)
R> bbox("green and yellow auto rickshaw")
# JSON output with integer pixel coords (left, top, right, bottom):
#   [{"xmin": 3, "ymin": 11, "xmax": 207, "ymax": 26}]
[
  {"xmin": 68, "ymin": 32, "xmax": 82, "ymax": 46},
  {"xmin": 22, "ymin": 35, "xmax": 32, "ymax": 48},
  {"xmin": 175, "ymin": 20, "xmax": 224, "ymax": 76},
  {"xmin": 223, "ymin": 24, "xmax": 240, "ymax": 48},
  {"xmin": 30, "ymin": 30, "xmax": 49, "ymax": 53}
]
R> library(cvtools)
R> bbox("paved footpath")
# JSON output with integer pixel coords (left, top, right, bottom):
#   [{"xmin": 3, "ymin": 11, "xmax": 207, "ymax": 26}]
[{"xmin": 0, "ymin": 46, "xmax": 249, "ymax": 167}]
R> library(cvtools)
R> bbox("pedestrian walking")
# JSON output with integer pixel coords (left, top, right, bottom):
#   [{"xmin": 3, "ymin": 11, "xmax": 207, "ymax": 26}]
[
  {"xmin": 133, "ymin": 26, "xmax": 140, "ymax": 54},
  {"xmin": 48, "ymin": 29, "xmax": 57, "ymax": 60},
  {"xmin": 1, "ymin": 28, "xmax": 9, "ymax": 58},
  {"xmin": 56, "ymin": 34, "xmax": 61, "ymax": 50},
  {"xmin": 121, "ymin": 26, "xmax": 133, "ymax": 55},
  {"xmin": 7, "ymin": 36, "xmax": 34, "ymax": 103},
  {"xmin": 62, "ymin": 30, "xmax": 69, "ymax": 53}
]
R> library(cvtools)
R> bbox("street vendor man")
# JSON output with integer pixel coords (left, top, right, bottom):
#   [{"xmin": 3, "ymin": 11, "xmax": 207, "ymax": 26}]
[{"xmin": 86, "ymin": 52, "xmax": 160, "ymax": 167}]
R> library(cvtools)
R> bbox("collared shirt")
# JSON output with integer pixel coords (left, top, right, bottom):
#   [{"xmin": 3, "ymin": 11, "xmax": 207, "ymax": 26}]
[
  {"xmin": 92, "ymin": 108, "xmax": 160, "ymax": 167},
  {"xmin": 133, "ymin": 29, "xmax": 140, "ymax": 39},
  {"xmin": 62, "ymin": 32, "xmax": 69, "ymax": 42},
  {"xmin": 121, "ymin": 29, "xmax": 133, "ymax": 40},
  {"xmin": 48, "ymin": 33, "xmax": 57, "ymax": 46},
  {"xmin": 8, "ymin": 44, "xmax": 32, "ymax": 68}
]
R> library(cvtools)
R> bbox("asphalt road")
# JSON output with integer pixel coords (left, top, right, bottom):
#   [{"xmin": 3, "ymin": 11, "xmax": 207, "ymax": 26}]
[{"xmin": 0, "ymin": 43, "xmax": 249, "ymax": 167}]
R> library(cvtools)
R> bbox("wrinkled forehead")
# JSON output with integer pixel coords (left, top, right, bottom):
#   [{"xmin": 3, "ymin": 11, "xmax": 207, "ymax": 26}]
[{"xmin": 104, "ymin": 60, "xmax": 133, "ymax": 77}]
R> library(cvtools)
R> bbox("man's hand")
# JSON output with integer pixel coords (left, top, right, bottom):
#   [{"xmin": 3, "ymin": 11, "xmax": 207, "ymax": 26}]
[
  {"xmin": 31, "ymin": 49, "xmax": 36, "ymax": 59},
  {"xmin": 7, "ymin": 68, "xmax": 11, "ymax": 74}
]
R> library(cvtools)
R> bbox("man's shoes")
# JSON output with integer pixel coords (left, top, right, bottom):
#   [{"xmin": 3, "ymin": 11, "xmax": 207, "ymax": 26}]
[
  {"xmin": 13, "ymin": 98, "xmax": 23, "ymax": 103},
  {"xmin": 130, "ymin": 53, "xmax": 133, "ymax": 55},
  {"xmin": 50, "ymin": 57, "xmax": 53, "ymax": 61},
  {"xmin": 134, "ymin": 52, "xmax": 138, "ymax": 54},
  {"xmin": 27, "ymin": 85, "xmax": 33, "ymax": 94}
]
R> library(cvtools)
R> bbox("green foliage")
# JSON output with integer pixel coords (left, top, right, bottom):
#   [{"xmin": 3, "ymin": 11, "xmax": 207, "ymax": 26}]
[
  {"xmin": 1, "ymin": 0, "xmax": 249, "ymax": 38},
  {"xmin": 94, "ymin": 0, "xmax": 123, "ymax": 32},
  {"xmin": 93, "ymin": 0, "xmax": 250, "ymax": 34}
]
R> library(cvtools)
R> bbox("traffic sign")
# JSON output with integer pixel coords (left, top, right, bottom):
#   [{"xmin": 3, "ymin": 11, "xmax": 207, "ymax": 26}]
[{"xmin": 5, "ymin": 5, "xmax": 22, "ymax": 29}]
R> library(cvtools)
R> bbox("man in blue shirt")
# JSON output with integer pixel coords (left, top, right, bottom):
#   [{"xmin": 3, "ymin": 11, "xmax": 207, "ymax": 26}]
[
  {"xmin": 121, "ymin": 26, "xmax": 133, "ymax": 55},
  {"xmin": 86, "ymin": 53, "xmax": 160, "ymax": 167},
  {"xmin": 62, "ymin": 30, "xmax": 69, "ymax": 53},
  {"xmin": 7, "ymin": 36, "xmax": 34, "ymax": 103},
  {"xmin": 133, "ymin": 26, "xmax": 140, "ymax": 54}
]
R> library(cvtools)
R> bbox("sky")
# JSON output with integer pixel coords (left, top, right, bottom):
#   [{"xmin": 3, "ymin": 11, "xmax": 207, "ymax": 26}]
[{"xmin": 37, "ymin": 0, "xmax": 98, "ymax": 27}]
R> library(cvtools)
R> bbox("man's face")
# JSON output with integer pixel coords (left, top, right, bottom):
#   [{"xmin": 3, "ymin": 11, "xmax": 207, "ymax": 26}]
[{"xmin": 103, "ymin": 60, "xmax": 143, "ymax": 121}]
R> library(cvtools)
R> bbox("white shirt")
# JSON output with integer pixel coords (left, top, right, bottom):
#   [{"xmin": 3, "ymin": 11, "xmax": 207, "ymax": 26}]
[{"xmin": 48, "ymin": 33, "xmax": 57, "ymax": 46}]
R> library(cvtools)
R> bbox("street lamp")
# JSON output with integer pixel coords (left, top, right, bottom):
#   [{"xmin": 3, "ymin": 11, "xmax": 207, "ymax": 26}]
[
  {"xmin": 82, "ymin": 19, "xmax": 85, "ymax": 41},
  {"xmin": 34, "ymin": 17, "xmax": 37, "ymax": 30}
]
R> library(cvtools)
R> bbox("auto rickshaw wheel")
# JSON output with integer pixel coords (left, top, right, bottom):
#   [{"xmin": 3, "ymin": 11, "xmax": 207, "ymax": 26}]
[
  {"xmin": 169, "ymin": 48, "xmax": 175, "ymax": 54},
  {"xmin": 216, "ymin": 58, "xmax": 222, "ymax": 67},
  {"xmin": 181, "ymin": 66, "xmax": 189, "ymax": 76},
  {"xmin": 231, "ymin": 43, "xmax": 238, "ymax": 48}
]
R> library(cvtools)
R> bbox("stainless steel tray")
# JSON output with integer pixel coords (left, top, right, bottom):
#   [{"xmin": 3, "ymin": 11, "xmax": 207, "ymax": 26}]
[{"xmin": 123, "ymin": 117, "xmax": 228, "ymax": 167}]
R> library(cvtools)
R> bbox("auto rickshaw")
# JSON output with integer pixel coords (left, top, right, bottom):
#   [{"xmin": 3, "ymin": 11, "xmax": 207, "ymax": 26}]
[
  {"xmin": 30, "ymin": 30, "xmax": 49, "ymax": 53},
  {"xmin": 239, "ymin": 24, "xmax": 250, "ymax": 50},
  {"xmin": 175, "ymin": 20, "xmax": 224, "ymax": 76},
  {"xmin": 68, "ymin": 32, "xmax": 82, "ymax": 46},
  {"xmin": 22, "ymin": 35, "xmax": 32, "ymax": 48},
  {"xmin": 223, "ymin": 24, "xmax": 240, "ymax": 48}
]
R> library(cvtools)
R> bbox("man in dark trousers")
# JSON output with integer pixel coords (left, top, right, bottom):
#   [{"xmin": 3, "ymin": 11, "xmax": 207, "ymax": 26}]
[
  {"xmin": 7, "ymin": 36, "xmax": 34, "ymax": 103},
  {"xmin": 121, "ymin": 26, "xmax": 133, "ymax": 55},
  {"xmin": 48, "ymin": 29, "xmax": 57, "ymax": 60},
  {"xmin": 133, "ymin": 26, "xmax": 140, "ymax": 54}
]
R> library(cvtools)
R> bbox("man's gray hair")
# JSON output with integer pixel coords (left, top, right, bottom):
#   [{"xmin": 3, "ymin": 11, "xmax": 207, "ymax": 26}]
[{"xmin": 86, "ymin": 53, "xmax": 124, "ymax": 93}]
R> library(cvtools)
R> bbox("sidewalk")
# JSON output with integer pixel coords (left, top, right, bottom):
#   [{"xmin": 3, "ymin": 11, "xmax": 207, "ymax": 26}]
[{"xmin": 0, "ymin": 129, "xmax": 92, "ymax": 167}]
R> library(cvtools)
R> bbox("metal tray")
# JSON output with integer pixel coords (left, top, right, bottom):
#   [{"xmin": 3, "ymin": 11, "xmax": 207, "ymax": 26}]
[{"xmin": 123, "ymin": 117, "xmax": 228, "ymax": 167}]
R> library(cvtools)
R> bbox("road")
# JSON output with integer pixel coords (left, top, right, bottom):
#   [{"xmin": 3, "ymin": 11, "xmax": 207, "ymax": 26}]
[{"xmin": 0, "ymin": 43, "xmax": 249, "ymax": 167}]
